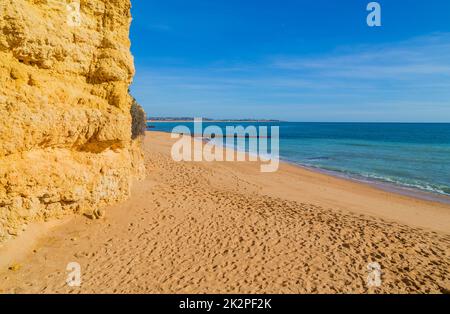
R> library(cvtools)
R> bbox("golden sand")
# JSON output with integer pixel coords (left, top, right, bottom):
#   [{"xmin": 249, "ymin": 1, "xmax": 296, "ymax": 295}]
[{"xmin": 0, "ymin": 131, "xmax": 449, "ymax": 294}]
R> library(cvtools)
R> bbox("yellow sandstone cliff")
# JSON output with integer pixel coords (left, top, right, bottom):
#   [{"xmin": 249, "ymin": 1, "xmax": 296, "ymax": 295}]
[{"xmin": 0, "ymin": 0, "xmax": 145, "ymax": 242}]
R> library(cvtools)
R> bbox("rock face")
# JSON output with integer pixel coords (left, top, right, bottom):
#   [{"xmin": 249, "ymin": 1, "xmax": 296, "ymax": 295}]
[{"xmin": 0, "ymin": 0, "xmax": 145, "ymax": 242}]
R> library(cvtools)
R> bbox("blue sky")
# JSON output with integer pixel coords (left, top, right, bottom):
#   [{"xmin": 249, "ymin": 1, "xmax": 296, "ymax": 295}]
[{"xmin": 130, "ymin": 0, "xmax": 450, "ymax": 122}]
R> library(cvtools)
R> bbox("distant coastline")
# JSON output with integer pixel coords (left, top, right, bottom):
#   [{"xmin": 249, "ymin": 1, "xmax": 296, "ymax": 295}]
[{"xmin": 147, "ymin": 117, "xmax": 282, "ymax": 123}]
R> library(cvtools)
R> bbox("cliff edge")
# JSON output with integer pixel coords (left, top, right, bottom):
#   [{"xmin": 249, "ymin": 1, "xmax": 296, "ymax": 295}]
[{"xmin": 0, "ymin": 0, "xmax": 145, "ymax": 242}]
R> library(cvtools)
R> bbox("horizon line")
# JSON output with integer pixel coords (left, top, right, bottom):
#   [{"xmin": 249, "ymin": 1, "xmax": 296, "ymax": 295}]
[{"xmin": 146, "ymin": 119, "xmax": 450, "ymax": 124}]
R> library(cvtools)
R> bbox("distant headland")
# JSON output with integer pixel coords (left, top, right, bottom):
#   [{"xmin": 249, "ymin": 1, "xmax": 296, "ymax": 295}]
[{"xmin": 147, "ymin": 117, "xmax": 283, "ymax": 122}]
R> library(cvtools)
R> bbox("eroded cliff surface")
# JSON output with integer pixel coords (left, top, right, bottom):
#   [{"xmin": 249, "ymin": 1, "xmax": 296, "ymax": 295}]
[{"xmin": 0, "ymin": 0, "xmax": 145, "ymax": 242}]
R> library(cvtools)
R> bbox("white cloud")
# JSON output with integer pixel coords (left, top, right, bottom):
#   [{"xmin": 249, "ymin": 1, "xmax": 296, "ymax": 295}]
[
  {"xmin": 272, "ymin": 33, "xmax": 450, "ymax": 80},
  {"xmin": 132, "ymin": 33, "xmax": 450, "ymax": 121}
]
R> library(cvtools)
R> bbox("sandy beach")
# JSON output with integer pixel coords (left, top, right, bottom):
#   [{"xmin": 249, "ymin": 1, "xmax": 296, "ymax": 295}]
[{"xmin": 0, "ymin": 131, "xmax": 449, "ymax": 294}]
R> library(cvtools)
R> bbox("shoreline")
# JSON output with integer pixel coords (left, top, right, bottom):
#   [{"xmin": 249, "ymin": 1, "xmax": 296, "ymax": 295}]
[
  {"xmin": 288, "ymin": 162, "xmax": 450, "ymax": 206},
  {"xmin": 149, "ymin": 129, "xmax": 450, "ymax": 206}
]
